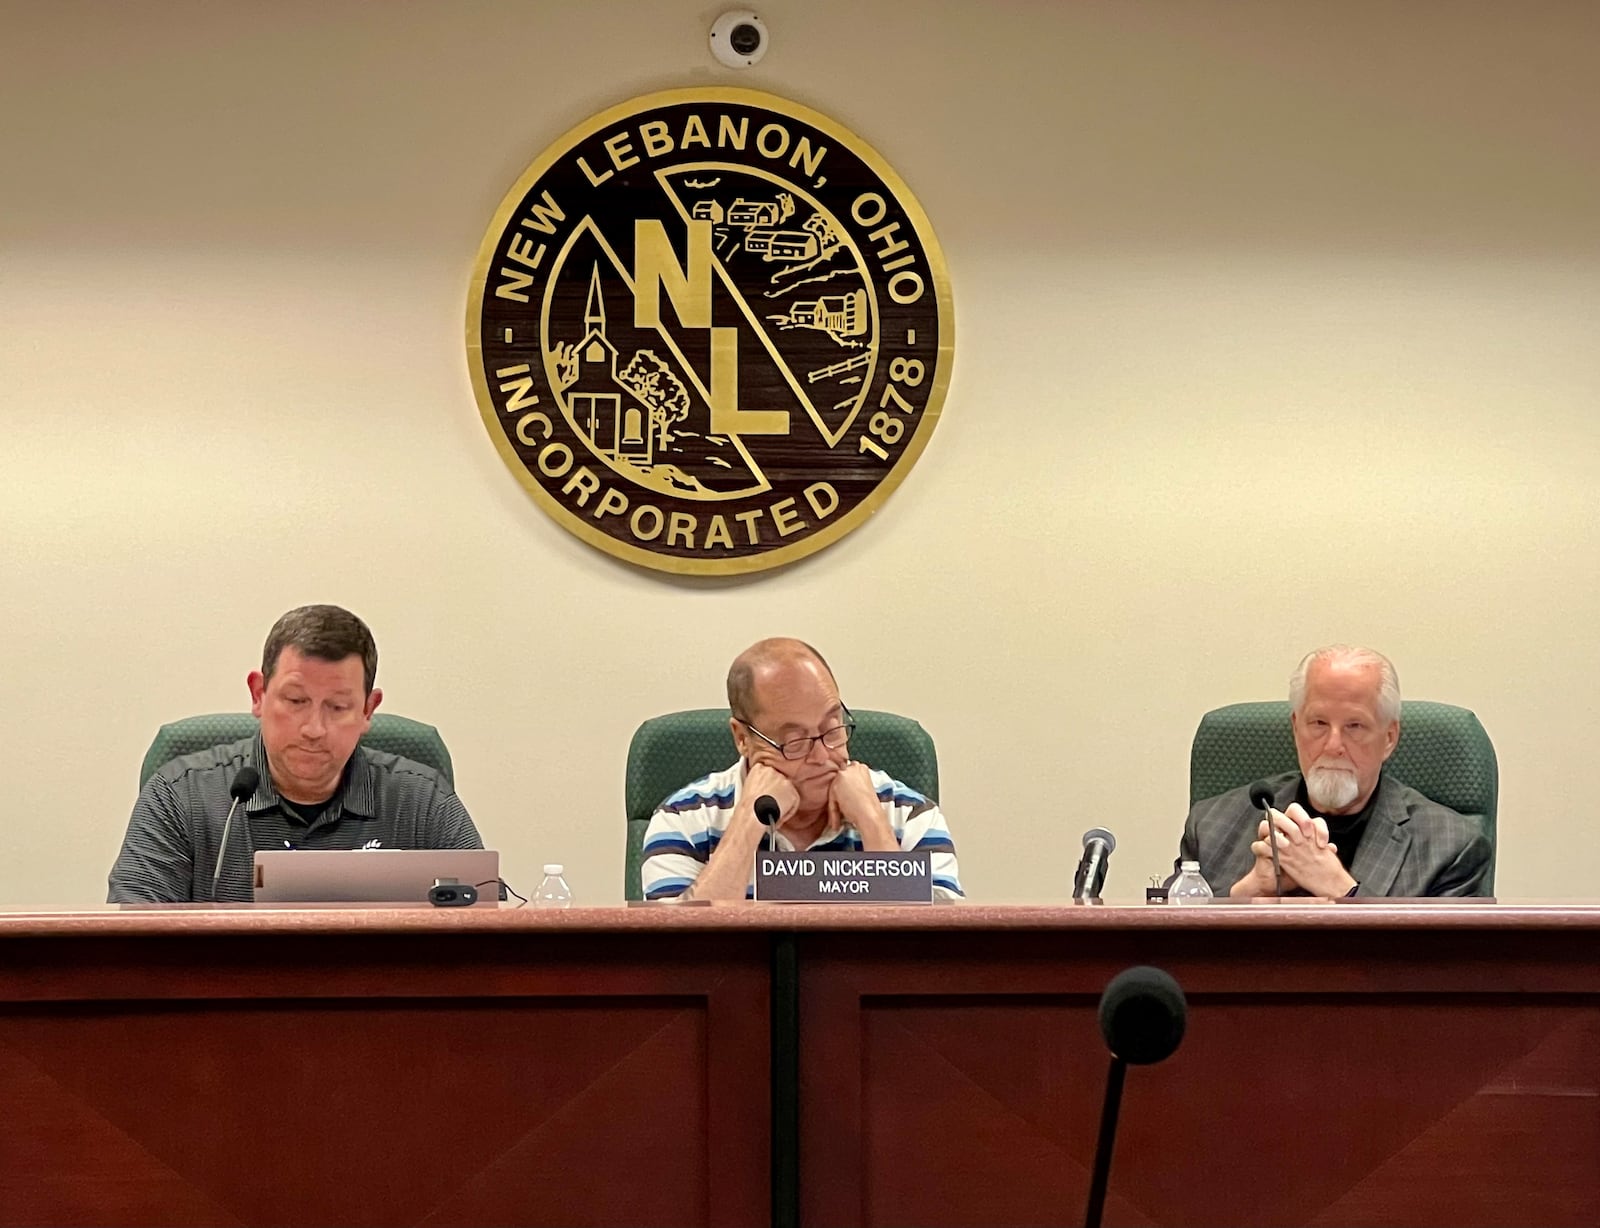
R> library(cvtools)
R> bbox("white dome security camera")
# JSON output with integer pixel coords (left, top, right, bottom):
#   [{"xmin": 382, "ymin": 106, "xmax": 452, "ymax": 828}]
[{"xmin": 709, "ymin": 11, "xmax": 769, "ymax": 69}]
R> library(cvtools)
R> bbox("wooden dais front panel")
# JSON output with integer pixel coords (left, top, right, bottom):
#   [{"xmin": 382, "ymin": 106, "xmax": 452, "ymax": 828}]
[
  {"xmin": 0, "ymin": 912, "xmax": 771, "ymax": 1228},
  {"xmin": 797, "ymin": 909, "xmax": 1600, "ymax": 1228}
]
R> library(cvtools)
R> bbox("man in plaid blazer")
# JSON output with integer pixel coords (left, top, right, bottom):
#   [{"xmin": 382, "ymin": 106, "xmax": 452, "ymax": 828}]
[{"xmin": 1179, "ymin": 645, "xmax": 1492, "ymax": 898}]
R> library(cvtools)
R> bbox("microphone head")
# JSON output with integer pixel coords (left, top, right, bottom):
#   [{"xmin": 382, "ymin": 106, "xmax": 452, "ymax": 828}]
[
  {"xmin": 230, "ymin": 766, "xmax": 261, "ymax": 802},
  {"xmin": 753, "ymin": 794, "xmax": 781, "ymax": 825},
  {"xmin": 1081, "ymin": 827, "xmax": 1116, "ymax": 853},
  {"xmin": 1247, "ymin": 780, "xmax": 1276, "ymax": 812},
  {"xmin": 1098, "ymin": 966, "xmax": 1187, "ymax": 1065}
]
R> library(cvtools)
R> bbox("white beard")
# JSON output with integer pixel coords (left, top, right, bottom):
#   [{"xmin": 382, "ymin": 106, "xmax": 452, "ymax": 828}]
[{"xmin": 1306, "ymin": 764, "xmax": 1360, "ymax": 812}]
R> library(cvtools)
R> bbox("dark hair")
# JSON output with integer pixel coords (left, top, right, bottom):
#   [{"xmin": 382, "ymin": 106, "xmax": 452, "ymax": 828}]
[
  {"xmin": 726, "ymin": 639, "xmax": 834, "ymax": 722},
  {"xmin": 261, "ymin": 605, "xmax": 378, "ymax": 694}
]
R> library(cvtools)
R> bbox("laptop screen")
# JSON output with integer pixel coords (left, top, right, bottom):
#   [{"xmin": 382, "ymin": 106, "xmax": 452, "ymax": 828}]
[{"xmin": 253, "ymin": 849, "xmax": 501, "ymax": 907}]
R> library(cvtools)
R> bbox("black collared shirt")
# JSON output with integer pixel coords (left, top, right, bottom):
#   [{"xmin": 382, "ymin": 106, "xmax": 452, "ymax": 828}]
[{"xmin": 109, "ymin": 733, "xmax": 482, "ymax": 903}]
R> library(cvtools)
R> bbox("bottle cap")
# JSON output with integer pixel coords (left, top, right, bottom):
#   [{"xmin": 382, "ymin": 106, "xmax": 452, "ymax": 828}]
[
  {"xmin": 543, "ymin": 863, "xmax": 564, "ymax": 875},
  {"xmin": 1180, "ymin": 860, "xmax": 1200, "ymax": 872}
]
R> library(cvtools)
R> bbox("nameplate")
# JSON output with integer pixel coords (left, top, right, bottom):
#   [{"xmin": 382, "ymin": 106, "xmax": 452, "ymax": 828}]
[{"xmin": 753, "ymin": 849, "xmax": 933, "ymax": 903}]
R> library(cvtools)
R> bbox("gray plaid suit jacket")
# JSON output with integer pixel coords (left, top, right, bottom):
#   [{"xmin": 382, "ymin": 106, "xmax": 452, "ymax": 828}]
[{"xmin": 1179, "ymin": 771, "xmax": 1492, "ymax": 898}]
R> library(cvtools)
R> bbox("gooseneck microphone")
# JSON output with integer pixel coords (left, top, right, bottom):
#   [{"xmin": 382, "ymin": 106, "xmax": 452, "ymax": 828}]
[
  {"xmin": 212, "ymin": 766, "xmax": 261, "ymax": 898},
  {"xmin": 753, "ymin": 794, "xmax": 780, "ymax": 849},
  {"xmin": 1084, "ymin": 967, "xmax": 1188, "ymax": 1228},
  {"xmin": 1248, "ymin": 779, "xmax": 1282, "ymax": 896},
  {"xmin": 1073, "ymin": 828, "xmax": 1116, "ymax": 901}
]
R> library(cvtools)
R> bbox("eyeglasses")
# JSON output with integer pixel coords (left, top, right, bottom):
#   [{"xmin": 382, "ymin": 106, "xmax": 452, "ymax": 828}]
[{"xmin": 738, "ymin": 705, "xmax": 856, "ymax": 760}]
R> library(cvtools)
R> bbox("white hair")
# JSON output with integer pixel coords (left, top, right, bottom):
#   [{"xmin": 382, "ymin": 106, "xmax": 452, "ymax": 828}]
[{"xmin": 1289, "ymin": 644, "xmax": 1402, "ymax": 725}]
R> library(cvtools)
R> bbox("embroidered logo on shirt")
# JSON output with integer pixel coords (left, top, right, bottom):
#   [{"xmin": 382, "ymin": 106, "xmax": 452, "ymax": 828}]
[{"xmin": 361, "ymin": 839, "xmax": 383, "ymax": 850}]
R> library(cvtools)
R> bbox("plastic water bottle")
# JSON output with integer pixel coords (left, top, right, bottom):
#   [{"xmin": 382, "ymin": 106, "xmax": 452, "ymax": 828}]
[
  {"xmin": 533, "ymin": 863, "xmax": 573, "ymax": 908},
  {"xmin": 1168, "ymin": 861, "xmax": 1213, "ymax": 906}
]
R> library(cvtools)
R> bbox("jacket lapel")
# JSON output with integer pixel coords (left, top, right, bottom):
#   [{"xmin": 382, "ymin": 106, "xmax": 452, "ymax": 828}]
[{"xmin": 1348, "ymin": 774, "xmax": 1410, "ymax": 896}]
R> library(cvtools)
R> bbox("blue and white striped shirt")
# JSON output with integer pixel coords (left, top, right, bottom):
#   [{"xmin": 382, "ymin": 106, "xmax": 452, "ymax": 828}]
[{"xmin": 641, "ymin": 760, "xmax": 962, "ymax": 900}]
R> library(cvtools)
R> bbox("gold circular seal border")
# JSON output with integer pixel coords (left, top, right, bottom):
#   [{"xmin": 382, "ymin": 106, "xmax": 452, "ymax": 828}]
[{"xmin": 465, "ymin": 86, "xmax": 954, "ymax": 577}]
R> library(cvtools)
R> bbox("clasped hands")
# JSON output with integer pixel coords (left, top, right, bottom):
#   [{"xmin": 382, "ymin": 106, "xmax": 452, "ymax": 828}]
[{"xmin": 1232, "ymin": 802, "xmax": 1356, "ymax": 899}]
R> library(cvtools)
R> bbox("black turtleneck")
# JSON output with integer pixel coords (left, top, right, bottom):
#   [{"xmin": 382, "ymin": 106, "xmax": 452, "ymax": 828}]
[{"xmin": 1294, "ymin": 775, "xmax": 1384, "ymax": 873}]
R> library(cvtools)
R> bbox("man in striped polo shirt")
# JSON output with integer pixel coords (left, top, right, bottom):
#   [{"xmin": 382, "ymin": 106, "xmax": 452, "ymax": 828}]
[
  {"xmin": 640, "ymin": 638, "xmax": 961, "ymax": 902},
  {"xmin": 108, "ymin": 605, "xmax": 481, "ymax": 903}
]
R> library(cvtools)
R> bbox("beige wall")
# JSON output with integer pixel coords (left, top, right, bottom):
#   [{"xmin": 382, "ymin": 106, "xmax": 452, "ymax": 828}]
[{"xmin": 2, "ymin": 0, "xmax": 1597, "ymax": 906}]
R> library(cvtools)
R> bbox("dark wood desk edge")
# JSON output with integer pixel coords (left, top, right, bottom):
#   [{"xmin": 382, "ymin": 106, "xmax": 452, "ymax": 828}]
[{"xmin": 4, "ymin": 901, "xmax": 1600, "ymax": 938}]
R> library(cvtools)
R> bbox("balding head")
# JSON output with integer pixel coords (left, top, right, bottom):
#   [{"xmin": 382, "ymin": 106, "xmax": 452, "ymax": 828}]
[
  {"xmin": 726, "ymin": 638, "xmax": 848, "ymax": 819},
  {"xmin": 726, "ymin": 637, "xmax": 836, "ymax": 723}
]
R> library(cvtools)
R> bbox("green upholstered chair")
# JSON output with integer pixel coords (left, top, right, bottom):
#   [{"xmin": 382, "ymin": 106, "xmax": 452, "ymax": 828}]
[
  {"xmin": 624, "ymin": 708, "xmax": 940, "ymax": 901},
  {"xmin": 1189, "ymin": 700, "xmax": 1498, "ymax": 891},
  {"xmin": 139, "ymin": 713, "xmax": 455, "ymax": 788}
]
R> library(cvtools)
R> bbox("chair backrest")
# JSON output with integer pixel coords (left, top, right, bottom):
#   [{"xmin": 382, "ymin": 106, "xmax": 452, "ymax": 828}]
[
  {"xmin": 623, "ymin": 708, "xmax": 940, "ymax": 901},
  {"xmin": 139, "ymin": 713, "xmax": 454, "ymax": 788},
  {"xmin": 1189, "ymin": 699, "xmax": 1498, "ymax": 890}
]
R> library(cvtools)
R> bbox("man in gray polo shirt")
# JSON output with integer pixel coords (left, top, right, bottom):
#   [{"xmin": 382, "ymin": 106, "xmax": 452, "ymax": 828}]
[{"xmin": 109, "ymin": 605, "xmax": 482, "ymax": 903}]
